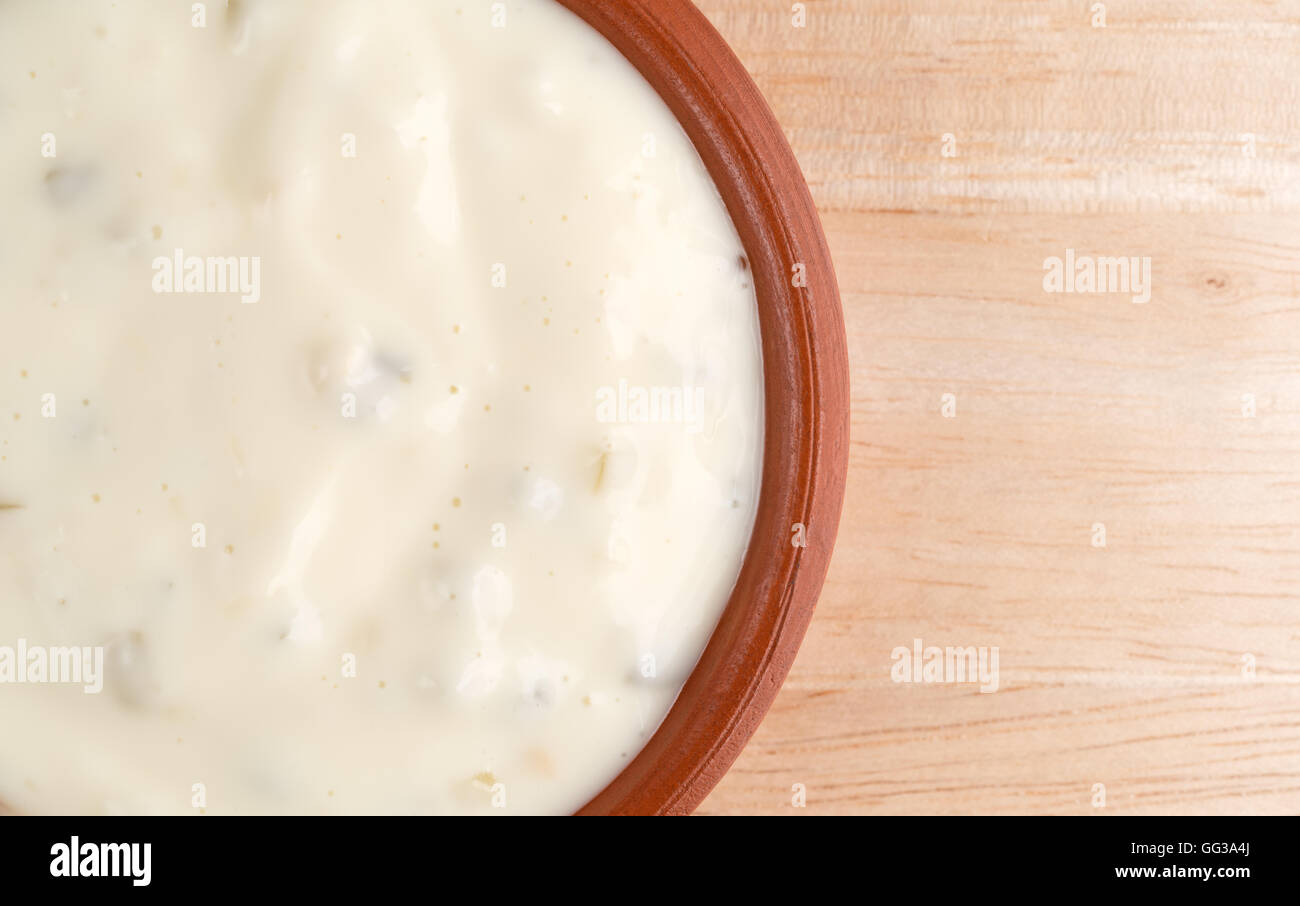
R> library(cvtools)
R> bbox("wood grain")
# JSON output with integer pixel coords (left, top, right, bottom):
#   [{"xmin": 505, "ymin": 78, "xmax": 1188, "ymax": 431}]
[{"xmin": 692, "ymin": 0, "xmax": 1300, "ymax": 815}]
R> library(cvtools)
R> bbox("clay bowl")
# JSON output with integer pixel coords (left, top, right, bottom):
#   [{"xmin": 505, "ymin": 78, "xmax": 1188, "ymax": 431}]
[{"xmin": 560, "ymin": 0, "xmax": 850, "ymax": 815}]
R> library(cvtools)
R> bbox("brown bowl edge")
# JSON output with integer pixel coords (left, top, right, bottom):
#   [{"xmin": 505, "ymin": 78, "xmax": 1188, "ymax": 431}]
[{"xmin": 560, "ymin": 0, "xmax": 851, "ymax": 816}]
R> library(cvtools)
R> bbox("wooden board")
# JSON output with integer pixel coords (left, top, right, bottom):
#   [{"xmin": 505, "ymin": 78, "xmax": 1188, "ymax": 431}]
[{"xmin": 693, "ymin": 0, "xmax": 1300, "ymax": 815}]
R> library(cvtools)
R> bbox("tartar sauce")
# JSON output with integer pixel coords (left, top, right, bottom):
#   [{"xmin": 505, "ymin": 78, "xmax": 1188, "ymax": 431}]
[{"xmin": 0, "ymin": 0, "xmax": 762, "ymax": 814}]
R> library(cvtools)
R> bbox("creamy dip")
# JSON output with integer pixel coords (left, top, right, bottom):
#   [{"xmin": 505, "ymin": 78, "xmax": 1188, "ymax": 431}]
[{"xmin": 0, "ymin": 0, "xmax": 763, "ymax": 814}]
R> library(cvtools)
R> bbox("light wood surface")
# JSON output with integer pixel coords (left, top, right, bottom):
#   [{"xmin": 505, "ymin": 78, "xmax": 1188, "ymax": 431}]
[{"xmin": 693, "ymin": 0, "xmax": 1300, "ymax": 815}]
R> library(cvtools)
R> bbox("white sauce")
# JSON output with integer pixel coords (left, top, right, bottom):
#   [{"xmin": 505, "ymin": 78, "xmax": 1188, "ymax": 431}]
[{"xmin": 0, "ymin": 0, "xmax": 763, "ymax": 814}]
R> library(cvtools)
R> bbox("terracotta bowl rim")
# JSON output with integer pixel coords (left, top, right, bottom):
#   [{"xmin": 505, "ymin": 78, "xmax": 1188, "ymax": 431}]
[{"xmin": 559, "ymin": 0, "xmax": 851, "ymax": 816}]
